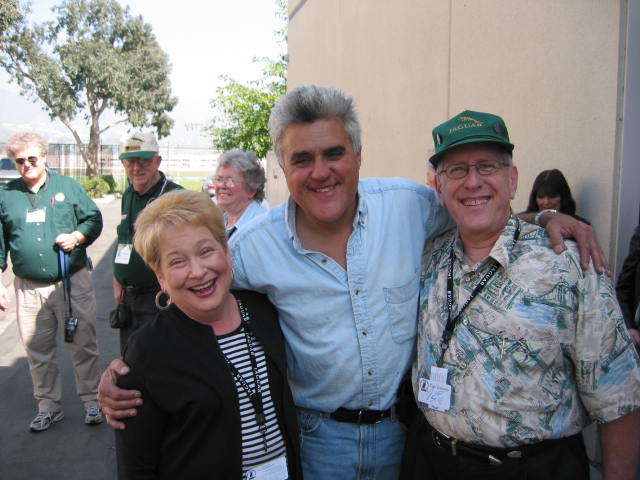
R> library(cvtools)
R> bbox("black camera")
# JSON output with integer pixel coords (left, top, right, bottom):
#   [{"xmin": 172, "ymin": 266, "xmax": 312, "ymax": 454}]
[{"xmin": 64, "ymin": 317, "xmax": 78, "ymax": 343}]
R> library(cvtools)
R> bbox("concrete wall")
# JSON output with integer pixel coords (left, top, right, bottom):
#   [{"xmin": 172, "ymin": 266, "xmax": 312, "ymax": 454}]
[{"xmin": 286, "ymin": 0, "xmax": 635, "ymax": 268}]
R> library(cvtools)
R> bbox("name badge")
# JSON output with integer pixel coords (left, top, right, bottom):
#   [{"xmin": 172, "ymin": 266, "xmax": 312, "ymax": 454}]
[
  {"xmin": 114, "ymin": 244, "xmax": 133, "ymax": 264},
  {"xmin": 245, "ymin": 455, "xmax": 288, "ymax": 480},
  {"xmin": 418, "ymin": 367, "xmax": 451, "ymax": 412},
  {"xmin": 26, "ymin": 208, "xmax": 46, "ymax": 223}
]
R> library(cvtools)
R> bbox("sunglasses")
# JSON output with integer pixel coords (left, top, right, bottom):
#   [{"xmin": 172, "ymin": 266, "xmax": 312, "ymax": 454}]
[{"xmin": 15, "ymin": 156, "xmax": 40, "ymax": 166}]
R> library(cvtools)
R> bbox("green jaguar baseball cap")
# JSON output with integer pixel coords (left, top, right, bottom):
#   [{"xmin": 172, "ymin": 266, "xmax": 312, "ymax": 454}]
[{"xmin": 429, "ymin": 110, "xmax": 514, "ymax": 168}]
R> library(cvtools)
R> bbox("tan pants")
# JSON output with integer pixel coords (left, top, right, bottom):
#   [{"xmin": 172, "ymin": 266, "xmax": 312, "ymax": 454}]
[{"xmin": 15, "ymin": 268, "xmax": 100, "ymax": 412}]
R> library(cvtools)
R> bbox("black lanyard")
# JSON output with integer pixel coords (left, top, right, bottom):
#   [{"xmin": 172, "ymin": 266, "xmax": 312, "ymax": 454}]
[
  {"xmin": 221, "ymin": 298, "xmax": 268, "ymax": 451},
  {"xmin": 438, "ymin": 219, "xmax": 521, "ymax": 367},
  {"xmin": 25, "ymin": 174, "xmax": 49, "ymax": 210}
]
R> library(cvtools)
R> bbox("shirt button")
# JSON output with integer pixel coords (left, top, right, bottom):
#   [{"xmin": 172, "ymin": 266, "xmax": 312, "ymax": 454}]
[
  {"xmin": 41, "ymin": 268, "xmax": 46, "ymax": 272},
  {"xmin": 368, "ymin": 401, "xmax": 373, "ymax": 407},
  {"xmin": 368, "ymin": 369, "xmax": 374, "ymax": 376},
  {"xmin": 362, "ymin": 330, "xmax": 368, "ymax": 336},
  {"xmin": 37, "ymin": 238, "xmax": 41, "ymax": 241},
  {"xmin": 354, "ymin": 289, "xmax": 360, "ymax": 295},
  {"xmin": 321, "ymin": 259, "xmax": 327, "ymax": 265}
]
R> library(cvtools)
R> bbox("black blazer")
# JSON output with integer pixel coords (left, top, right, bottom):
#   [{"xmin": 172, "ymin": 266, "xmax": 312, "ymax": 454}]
[
  {"xmin": 617, "ymin": 225, "xmax": 640, "ymax": 329},
  {"xmin": 116, "ymin": 290, "xmax": 301, "ymax": 479}
]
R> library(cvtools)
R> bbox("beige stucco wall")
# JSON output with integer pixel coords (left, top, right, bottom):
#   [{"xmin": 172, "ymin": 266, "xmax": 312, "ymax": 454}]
[{"xmin": 286, "ymin": 0, "xmax": 626, "ymax": 260}]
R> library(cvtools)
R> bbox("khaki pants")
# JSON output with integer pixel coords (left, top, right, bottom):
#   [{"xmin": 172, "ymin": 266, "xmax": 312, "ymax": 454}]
[{"xmin": 15, "ymin": 269, "xmax": 100, "ymax": 412}]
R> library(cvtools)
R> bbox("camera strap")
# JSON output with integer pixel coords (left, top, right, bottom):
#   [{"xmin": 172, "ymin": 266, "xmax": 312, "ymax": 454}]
[{"xmin": 58, "ymin": 249, "xmax": 73, "ymax": 318}]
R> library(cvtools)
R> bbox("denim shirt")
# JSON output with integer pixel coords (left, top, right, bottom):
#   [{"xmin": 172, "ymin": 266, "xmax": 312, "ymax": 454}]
[{"xmin": 231, "ymin": 177, "xmax": 452, "ymax": 412}]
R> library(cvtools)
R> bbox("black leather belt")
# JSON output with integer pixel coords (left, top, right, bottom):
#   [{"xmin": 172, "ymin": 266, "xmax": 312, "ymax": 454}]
[
  {"xmin": 427, "ymin": 421, "xmax": 578, "ymax": 466},
  {"xmin": 330, "ymin": 407, "xmax": 392, "ymax": 425}
]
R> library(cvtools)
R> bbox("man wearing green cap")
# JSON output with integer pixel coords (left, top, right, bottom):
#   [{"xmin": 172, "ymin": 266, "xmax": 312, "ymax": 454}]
[
  {"xmin": 403, "ymin": 111, "xmax": 640, "ymax": 479},
  {"xmin": 99, "ymin": 89, "xmax": 612, "ymax": 480},
  {"xmin": 113, "ymin": 131, "xmax": 182, "ymax": 353}
]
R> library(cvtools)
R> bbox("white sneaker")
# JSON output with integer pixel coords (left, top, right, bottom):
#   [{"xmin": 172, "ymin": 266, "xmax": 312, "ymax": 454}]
[
  {"xmin": 30, "ymin": 411, "xmax": 64, "ymax": 432},
  {"xmin": 84, "ymin": 405, "xmax": 104, "ymax": 425}
]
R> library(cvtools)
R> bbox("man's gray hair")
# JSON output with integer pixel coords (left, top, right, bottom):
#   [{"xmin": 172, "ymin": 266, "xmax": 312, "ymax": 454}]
[
  {"xmin": 5, "ymin": 132, "xmax": 48, "ymax": 159},
  {"xmin": 268, "ymin": 85, "xmax": 362, "ymax": 165},
  {"xmin": 216, "ymin": 148, "xmax": 266, "ymax": 203}
]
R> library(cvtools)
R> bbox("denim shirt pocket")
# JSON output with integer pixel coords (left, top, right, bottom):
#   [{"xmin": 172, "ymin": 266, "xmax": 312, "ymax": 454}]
[{"xmin": 383, "ymin": 273, "xmax": 420, "ymax": 344}]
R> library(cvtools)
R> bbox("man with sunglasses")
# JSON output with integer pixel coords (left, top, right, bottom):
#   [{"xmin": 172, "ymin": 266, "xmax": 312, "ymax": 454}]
[
  {"xmin": 0, "ymin": 132, "xmax": 104, "ymax": 432},
  {"xmin": 403, "ymin": 111, "xmax": 640, "ymax": 479},
  {"xmin": 113, "ymin": 131, "xmax": 182, "ymax": 353}
]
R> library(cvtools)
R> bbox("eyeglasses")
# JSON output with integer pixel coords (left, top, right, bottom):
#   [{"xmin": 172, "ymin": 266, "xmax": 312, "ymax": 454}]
[
  {"xmin": 121, "ymin": 157, "xmax": 154, "ymax": 168},
  {"xmin": 15, "ymin": 156, "xmax": 40, "ymax": 166},
  {"xmin": 437, "ymin": 161, "xmax": 509, "ymax": 180},
  {"xmin": 214, "ymin": 176, "xmax": 241, "ymax": 188}
]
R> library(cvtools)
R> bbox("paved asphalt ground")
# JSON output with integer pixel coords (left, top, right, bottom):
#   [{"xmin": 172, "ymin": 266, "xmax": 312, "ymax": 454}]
[{"xmin": 0, "ymin": 197, "xmax": 121, "ymax": 480}]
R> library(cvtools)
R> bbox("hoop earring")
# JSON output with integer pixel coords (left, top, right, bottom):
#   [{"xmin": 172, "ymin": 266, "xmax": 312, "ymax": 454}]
[{"xmin": 155, "ymin": 290, "xmax": 172, "ymax": 310}]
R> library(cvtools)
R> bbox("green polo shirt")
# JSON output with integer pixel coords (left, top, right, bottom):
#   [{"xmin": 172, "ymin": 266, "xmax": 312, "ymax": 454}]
[
  {"xmin": 0, "ymin": 171, "xmax": 103, "ymax": 282},
  {"xmin": 113, "ymin": 172, "xmax": 182, "ymax": 289}
]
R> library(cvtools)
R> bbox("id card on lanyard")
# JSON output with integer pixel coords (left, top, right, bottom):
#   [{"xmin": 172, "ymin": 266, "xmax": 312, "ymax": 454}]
[
  {"xmin": 114, "ymin": 243, "xmax": 133, "ymax": 264},
  {"xmin": 245, "ymin": 455, "xmax": 288, "ymax": 480},
  {"xmin": 26, "ymin": 208, "xmax": 46, "ymax": 223}
]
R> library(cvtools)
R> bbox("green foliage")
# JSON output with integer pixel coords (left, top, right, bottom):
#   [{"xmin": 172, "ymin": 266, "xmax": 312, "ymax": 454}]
[
  {"xmin": 79, "ymin": 176, "xmax": 110, "ymax": 198},
  {"xmin": 174, "ymin": 178, "xmax": 205, "ymax": 191},
  {"xmin": 204, "ymin": 1, "xmax": 287, "ymax": 159},
  {"xmin": 0, "ymin": 0, "xmax": 26, "ymax": 37},
  {"xmin": 100, "ymin": 173, "xmax": 116, "ymax": 193},
  {"xmin": 0, "ymin": 0, "xmax": 177, "ymax": 176}
]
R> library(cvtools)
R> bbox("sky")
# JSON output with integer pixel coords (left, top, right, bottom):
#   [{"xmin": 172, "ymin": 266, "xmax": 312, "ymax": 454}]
[{"xmin": 0, "ymin": 0, "xmax": 286, "ymax": 147}]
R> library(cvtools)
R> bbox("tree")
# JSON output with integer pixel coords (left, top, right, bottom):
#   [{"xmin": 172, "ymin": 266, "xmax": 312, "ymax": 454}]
[
  {"xmin": 205, "ymin": 0, "xmax": 287, "ymax": 159},
  {"xmin": 0, "ymin": 1, "xmax": 26, "ymax": 37},
  {"xmin": 0, "ymin": 0, "xmax": 177, "ymax": 176}
]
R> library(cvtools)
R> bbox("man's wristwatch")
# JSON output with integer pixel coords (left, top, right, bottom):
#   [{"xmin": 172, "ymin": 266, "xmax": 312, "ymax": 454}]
[
  {"xmin": 72, "ymin": 231, "xmax": 82, "ymax": 246},
  {"xmin": 534, "ymin": 209, "xmax": 558, "ymax": 226}
]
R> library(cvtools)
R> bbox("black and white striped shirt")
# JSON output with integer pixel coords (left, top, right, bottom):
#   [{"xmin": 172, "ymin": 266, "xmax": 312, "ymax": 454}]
[{"xmin": 218, "ymin": 326, "xmax": 287, "ymax": 475}]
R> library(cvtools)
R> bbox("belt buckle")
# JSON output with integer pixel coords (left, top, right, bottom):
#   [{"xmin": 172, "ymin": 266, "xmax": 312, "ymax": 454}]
[{"xmin": 431, "ymin": 429, "xmax": 446, "ymax": 450}]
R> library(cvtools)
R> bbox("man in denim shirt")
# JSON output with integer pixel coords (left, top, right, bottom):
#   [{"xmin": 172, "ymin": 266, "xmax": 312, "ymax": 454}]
[{"xmin": 98, "ymin": 86, "xmax": 609, "ymax": 479}]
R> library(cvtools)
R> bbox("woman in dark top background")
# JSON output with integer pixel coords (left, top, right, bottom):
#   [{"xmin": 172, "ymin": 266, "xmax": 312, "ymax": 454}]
[{"xmin": 524, "ymin": 169, "xmax": 590, "ymax": 224}]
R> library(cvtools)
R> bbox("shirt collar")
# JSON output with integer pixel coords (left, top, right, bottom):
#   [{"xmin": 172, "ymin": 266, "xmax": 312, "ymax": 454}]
[
  {"xmin": 130, "ymin": 171, "xmax": 167, "ymax": 199},
  {"xmin": 449, "ymin": 215, "xmax": 520, "ymax": 270},
  {"xmin": 284, "ymin": 183, "xmax": 367, "ymax": 247}
]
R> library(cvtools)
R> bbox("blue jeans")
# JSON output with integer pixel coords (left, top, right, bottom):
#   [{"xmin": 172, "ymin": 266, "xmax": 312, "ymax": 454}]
[{"xmin": 297, "ymin": 408, "xmax": 407, "ymax": 480}]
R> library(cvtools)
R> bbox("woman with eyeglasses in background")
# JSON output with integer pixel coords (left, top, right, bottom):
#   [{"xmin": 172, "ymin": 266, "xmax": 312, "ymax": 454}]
[{"xmin": 213, "ymin": 149, "xmax": 269, "ymax": 237}]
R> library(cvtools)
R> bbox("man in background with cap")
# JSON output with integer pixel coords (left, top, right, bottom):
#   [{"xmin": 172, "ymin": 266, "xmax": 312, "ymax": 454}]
[
  {"xmin": 0, "ymin": 132, "xmax": 104, "ymax": 432},
  {"xmin": 403, "ymin": 111, "xmax": 640, "ymax": 479},
  {"xmin": 113, "ymin": 131, "xmax": 182, "ymax": 353}
]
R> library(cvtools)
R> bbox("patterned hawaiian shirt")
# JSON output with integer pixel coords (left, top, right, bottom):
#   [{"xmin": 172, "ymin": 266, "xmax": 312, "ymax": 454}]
[{"xmin": 414, "ymin": 216, "xmax": 640, "ymax": 447}]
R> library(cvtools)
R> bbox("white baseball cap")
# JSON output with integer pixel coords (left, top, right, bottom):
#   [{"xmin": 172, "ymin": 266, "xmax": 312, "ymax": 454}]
[{"xmin": 119, "ymin": 131, "xmax": 159, "ymax": 160}]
